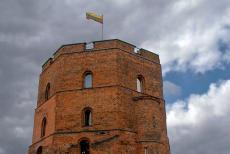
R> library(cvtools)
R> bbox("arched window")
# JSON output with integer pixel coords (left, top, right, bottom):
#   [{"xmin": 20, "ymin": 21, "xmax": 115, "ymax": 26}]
[
  {"xmin": 41, "ymin": 117, "xmax": 47, "ymax": 137},
  {"xmin": 83, "ymin": 109, "xmax": 92, "ymax": 126},
  {"xmin": 153, "ymin": 116, "xmax": 158, "ymax": 128},
  {"xmin": 84, "ymin": 72, "xmax": 92, "ymax": 88},
  {"xmin": 80, "ymin": 140, "xmax": 90, "ymax": 154},
  {"xmin": 144, "ymin": 147, "xmax": 148, "ymax": 154},
  {"xmin": 137, "ymin": 75, "xmax": 144, "ymax": 92},
  {"xmin": 45, "ymin": 83, "xmax": 50, "ymax": 101},
  {"xmin": 36, "ymin": 146, "xmax": 42, "ymax": 154}
]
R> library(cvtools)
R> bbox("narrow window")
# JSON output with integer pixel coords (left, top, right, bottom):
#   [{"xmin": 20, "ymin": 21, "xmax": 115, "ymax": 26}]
[
  {"xmin": 84, "ymin": 72, "xmax": 92, "ymax": 88},
  {"xmin": 144, "ymin": 147, "xmax": 148, "ymax": 154},
  {"xmin": 45, "ymin": 83, "xmax": 50, "ymax": 101},
  {"xmin": 137, "ymin": 76, "xmax": 144, "ymax": 92},
  {"xmin": 41, "ymin": 117, "xmax": 47, "ymax": 137},
  {"xmin": 84, "ymin": 109, "xmax": 92, "ymax": 126},
  {"xmin": 36, "ymin": 146, "xmax": 42, "ymax": 154},
  {"xmin": 80, "ymin": 140, "xmax": 90, "ymax": 154},
  {"xmin": 153, "ymin": 116, "xmax": 157, "ymax": 128}
]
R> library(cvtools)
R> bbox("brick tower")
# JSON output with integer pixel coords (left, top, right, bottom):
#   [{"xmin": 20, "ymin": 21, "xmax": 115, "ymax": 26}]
[{"xmin": 28, "ymin": 39, "xmax": 170, "ymax": 154}]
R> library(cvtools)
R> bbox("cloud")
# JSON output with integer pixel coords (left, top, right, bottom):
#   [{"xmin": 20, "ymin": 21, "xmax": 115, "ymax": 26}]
[
  {"xmin": 164, "ymin": 80, "xmax": 181, "ymax": 96},
  {"xmin": 0, "ymin": 40, "xmax": 39, "ymax": 153},
  {"xmin": 1, "ymin": 0, "xmax": 229, "ymax": 74},
  {"xmin": 140, "ymin": 0, "xmax": 230, "ymax": 74},
  {"xmin": 167, "ymin": 80, "xmax": 230, "ymax": 154},
  {"xmin": 0, "ymin": 0, "xmax": 229, "ymax": 154}
]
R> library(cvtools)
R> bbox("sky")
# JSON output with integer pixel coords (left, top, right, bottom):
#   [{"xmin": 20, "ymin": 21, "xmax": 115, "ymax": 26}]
[{"xmin": 0, "ymin": 0, "xmax": 230, "ymax": 154}]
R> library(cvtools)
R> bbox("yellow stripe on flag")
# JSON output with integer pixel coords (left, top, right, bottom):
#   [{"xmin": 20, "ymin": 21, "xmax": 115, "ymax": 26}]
[{"xmin": 86, "ymin": 12, "xmax": 103, "ymax": 24}]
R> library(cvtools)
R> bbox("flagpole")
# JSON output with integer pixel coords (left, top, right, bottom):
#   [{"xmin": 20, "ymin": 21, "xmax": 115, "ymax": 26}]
[
  {"xmin": 102, "ymin": 14, "xmax": 103, "ymax": 40},
  {"xmin": 86, "ymin": 12, "xmax": 104, "ymax": 40}
]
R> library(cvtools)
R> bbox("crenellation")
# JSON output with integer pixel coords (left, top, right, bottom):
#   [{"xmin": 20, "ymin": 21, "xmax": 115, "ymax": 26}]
[
  {"xmin": 116, "ymin": 40, "xmax": 135, "ymax": 53},
  {"xmin": 53, "ymin": 43, "xmax": 86, "ymax": 59},
  {"xmin": 41, "ymin": 39, "xmax": 160, "ymax": 73},
  {"xmin": 138, "ymin": 48, "xmax": 160, "ymax": 63},
  {"xmin": 42, "ymin": 58, "xmax": 53, "ymax": 71}
]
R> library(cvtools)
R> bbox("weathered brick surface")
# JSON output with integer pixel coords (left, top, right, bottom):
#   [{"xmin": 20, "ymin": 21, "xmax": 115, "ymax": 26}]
[
  {"xmin": 29, "ymin": 39, "xmax": 170, "ymax": 154},
  {"xmin": 32, "ymin": 96, "xmax": 56, "ymax": 143}
]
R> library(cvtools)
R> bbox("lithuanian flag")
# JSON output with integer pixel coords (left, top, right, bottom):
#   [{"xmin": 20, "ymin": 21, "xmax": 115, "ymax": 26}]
[{"xmin": 86, "ymin": 12, "xmax": 103, "ymax": 24}]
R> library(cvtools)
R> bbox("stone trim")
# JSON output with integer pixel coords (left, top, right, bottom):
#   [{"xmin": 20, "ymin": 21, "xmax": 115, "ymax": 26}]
[
  {"xmin": 132, "ymin": 95, "xmax": 161, "ymax": 104},
  {"xmin": 36, "ymin": 84, "xmax": 164, "ymax": 109},
  {"xmin": 42, "ymin": 47, "xmax": 160, "ymax": 72},
  {"xmin": 29, "ymin": 129, "xmax": 136, "ymax": 147}
]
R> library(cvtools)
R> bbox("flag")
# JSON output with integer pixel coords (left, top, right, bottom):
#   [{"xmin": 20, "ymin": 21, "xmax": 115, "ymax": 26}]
[{"xmin": 86, "ymin": 12, "xmax": 103, "ymax": 24}]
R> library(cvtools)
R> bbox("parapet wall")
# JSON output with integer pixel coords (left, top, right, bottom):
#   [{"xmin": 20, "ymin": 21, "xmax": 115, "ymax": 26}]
[{"xmin": 42, "ymin": 39, "xmax": 160, "ymax": 71}]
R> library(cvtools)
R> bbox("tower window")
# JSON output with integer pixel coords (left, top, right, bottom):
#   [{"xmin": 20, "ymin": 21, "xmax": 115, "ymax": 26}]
[
  {"xmin": 45, "ymin": 83, "xmax": 50, "ymax": 101},
  {"xmin": 153, "ymin": 116, "xmax": 158, "ymax": 128},
  {"xmin": 137, "ymin": 75, "xmax": 144, "ymax": 92},
  {"xmin": 144, "ymin": 147, "xmax": 148, "ymax": 154},
  {"xmin": 84, "ymin": 72, "xmax": 92, "ymax": 88},
  {"xmin": 80, "ymin": 140, "xmax": 90, "ymax": 154},
  {"xmin": 41, "ymin": 117, "xmax": 47, "ymax": 137},
  {"xmin": 83, "ymin": 109, "xmax": 92, "ymax": 126},
  {"xmin": 36, "ymin": 146, "xmax": 42, "ymax": 154}
]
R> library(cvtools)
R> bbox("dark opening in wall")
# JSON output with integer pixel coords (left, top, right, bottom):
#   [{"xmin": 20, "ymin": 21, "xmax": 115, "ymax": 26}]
[{"xmin": 80, "ymin": 140, "xmax": 90, "ymax": 154}]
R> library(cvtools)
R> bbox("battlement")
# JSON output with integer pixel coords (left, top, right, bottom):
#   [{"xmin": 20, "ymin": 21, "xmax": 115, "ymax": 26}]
[{"xmin": 42, "ymin": 39, "xmax": 159, "ymax": 71}]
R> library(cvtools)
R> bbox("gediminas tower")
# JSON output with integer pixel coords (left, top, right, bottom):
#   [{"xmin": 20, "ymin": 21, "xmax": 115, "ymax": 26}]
[{"xmin": 28, "ymin": 39, "xmax": 170, "ymax": 154}]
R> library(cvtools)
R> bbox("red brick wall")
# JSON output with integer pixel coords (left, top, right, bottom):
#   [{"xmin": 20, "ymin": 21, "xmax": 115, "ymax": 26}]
[
  {"xmin": 32, "ymin": 96, "xmax": 56, "ymax": 143},
  {"xmin": 29, "ymin": 39, "xmax": 170, "ymax": 154}
]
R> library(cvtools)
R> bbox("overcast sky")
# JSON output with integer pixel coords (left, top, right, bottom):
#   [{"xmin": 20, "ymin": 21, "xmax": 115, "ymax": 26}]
[{"xmin": 0, "ymin": 0, "xmax": 230, "ymax": 154}]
